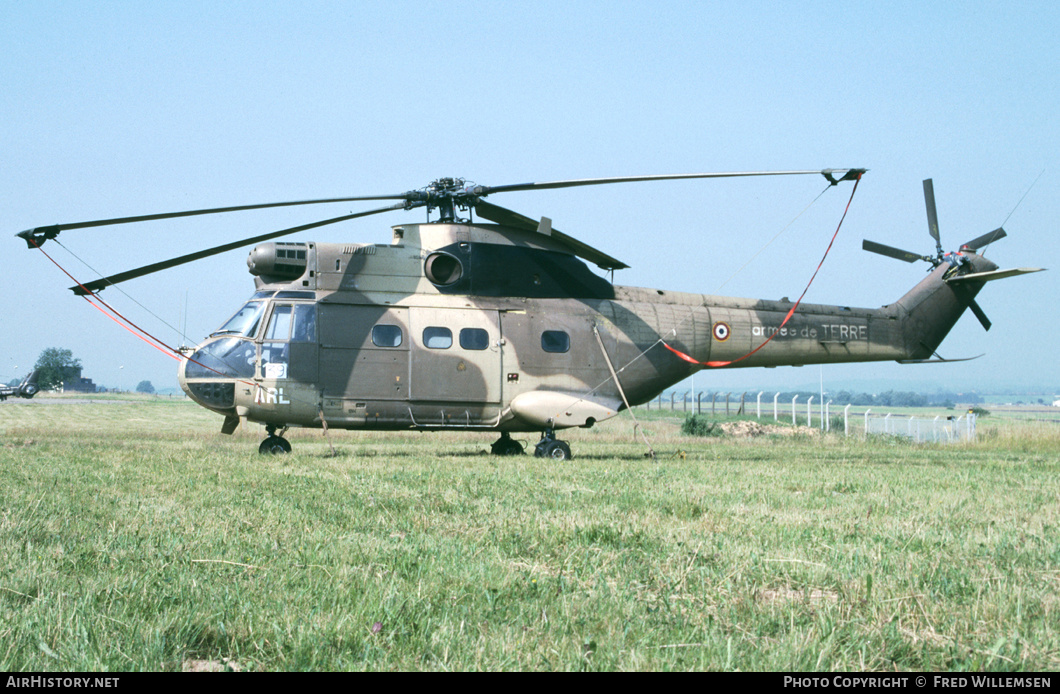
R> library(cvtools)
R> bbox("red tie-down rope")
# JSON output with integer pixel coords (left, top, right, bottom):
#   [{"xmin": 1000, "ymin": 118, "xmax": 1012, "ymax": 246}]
[
  {"xmin": 663, "ymin": 172, "xmax": 862, "ymax": 368},
  {"xmin": 27, "ymin": 237, "xmax": 256, "ymax": 386}
]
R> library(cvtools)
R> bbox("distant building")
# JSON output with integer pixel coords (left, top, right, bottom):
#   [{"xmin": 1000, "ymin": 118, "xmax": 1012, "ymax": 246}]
[
  {"xmin": 62, "ymin": 367, "xmax": 97, "ymax": 393},
  {"xmin": 1053, "ymin": 399, "xmax": 1060, "ymax": 408}
]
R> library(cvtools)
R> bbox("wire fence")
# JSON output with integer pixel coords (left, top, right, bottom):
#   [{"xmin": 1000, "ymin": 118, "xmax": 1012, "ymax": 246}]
[
  {"xmin": 860, "ymin": 411, "xmax": 976, "ymax": 443},
  {"xmin": 641, "ymin": 391, "xmax": 979, "ymax": 443}
]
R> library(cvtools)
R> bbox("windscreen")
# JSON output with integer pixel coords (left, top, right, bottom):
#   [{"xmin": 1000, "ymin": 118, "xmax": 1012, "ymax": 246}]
[{"xmin": 213, "ymin": 301, "xmax": 266, "ymax": 338}]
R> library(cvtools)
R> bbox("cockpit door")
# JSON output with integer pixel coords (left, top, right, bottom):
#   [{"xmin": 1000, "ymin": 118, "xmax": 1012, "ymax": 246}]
[{"xmin": 258, "ymin": 303, "xmax": 318, "ymax": 384}]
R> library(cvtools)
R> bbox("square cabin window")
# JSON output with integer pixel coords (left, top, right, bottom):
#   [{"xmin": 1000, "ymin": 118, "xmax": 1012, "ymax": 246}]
[
  {"xmin": 459, "ymin": 327, "xmax": 489, "ymax": 350},
  {"xmin": 541, "ymin": 330, "xmax": 570, "ymax": 353},
  {"xmin": 372, "ymin": 324, "xmax": 403, "ymax": 348},
  {"xmin": 423, "ymin": 327, "xmax": 453, "ymax": 349}
]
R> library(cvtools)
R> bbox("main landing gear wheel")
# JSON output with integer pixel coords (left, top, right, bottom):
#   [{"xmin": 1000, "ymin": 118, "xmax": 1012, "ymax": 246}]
[
  {"xmin": 534, "ymin": 428, "xmax": 572, "ymax": 461},
  {"xmin": 259, "ymin": 436, "xmax": 291, "ymax": 455},
  {"xmin": 539, "ymin": 440, "xmax": 572, "ymax": 460},
  {"xmin": 259, "ymin": 424, "xmax": 291, "ymax": 455},
  {"xmin": 490, "ymin": 432, "xmax": 525, "ymax": 456}
]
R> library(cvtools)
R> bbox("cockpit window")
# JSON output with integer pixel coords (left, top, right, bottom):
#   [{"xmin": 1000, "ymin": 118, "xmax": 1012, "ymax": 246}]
[
  {"xmin": 265, "ymin": 305, "xmax": 293, "ymax": 340},
  {"xmin": 263, "ymin": 304, "xmax": 316, "ymax": 342},
  {"xmin": 292, "ymin": 305, "xmax": 316, "ymax": 342},
  {"xmin": 185, "ymin": 338, "xmax": 257, "ymax": 379},
  {"xmin": 213, "ymin": 301, "xmax": 266, "ymax": 338}
]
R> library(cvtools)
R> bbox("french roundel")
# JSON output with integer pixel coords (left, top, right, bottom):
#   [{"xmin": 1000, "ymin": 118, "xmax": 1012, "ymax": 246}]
[{"xmin": 712, "ymin": 322, "xmax": 731, "ymax": 342}]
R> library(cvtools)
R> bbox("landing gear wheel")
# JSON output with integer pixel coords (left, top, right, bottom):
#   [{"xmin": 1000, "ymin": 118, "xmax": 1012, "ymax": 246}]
[
  {"xmin": 541, "ymin": 440, "xmax": 572, "ymax": 461},
  {"xmin": 491, "ymin": 432, "xmax": 525, "ymax": 456},
  {"xmin": 258, "ymin": 436, "xmax": 291, "ymax": 455},
  {"xmin": 533, "ymin": 427, "xmax": 572, "ymax": 461}
]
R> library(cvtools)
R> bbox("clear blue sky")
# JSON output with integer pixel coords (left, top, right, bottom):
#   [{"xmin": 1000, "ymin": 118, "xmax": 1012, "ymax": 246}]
[{"xmin": 3, "ymin": 1, "xmax": 1057, "ymax": 395}]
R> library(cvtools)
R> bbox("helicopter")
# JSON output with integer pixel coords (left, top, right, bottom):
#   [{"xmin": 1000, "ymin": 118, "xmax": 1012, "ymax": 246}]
[
  {"xmin": 16, "ymin": 171, "xmax": 1043, "ymax": 457},
  {"xmin": 0, "ymin": 370, "xmax": 40, "ymax": 402}
]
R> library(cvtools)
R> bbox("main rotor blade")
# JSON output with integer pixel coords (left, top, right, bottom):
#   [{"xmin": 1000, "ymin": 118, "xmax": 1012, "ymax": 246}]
[
  {"xmin": 70, "ymin": 202, "xmax": 417, "ymax": 295},
  {"xmin": 474, "ymin": 199, "xmax": 629, "ymax": 270},
  {"xmin": 477, "ymin": 169, "xmax": 867, "ymax": 196},
  {"xmin": 923, "ymin": 178, "xmax": 942, "ymax": 249},
  {"xmin": 20, "ymin": 192, "xmax": 410, "ymax": 243},
  {"xmin": 962, "ymin": 227, "xmax": 1007, "ymax": 251},
  {"xmin": 862, "ymin": 239, "xmax": 927, "ymax": 263}
]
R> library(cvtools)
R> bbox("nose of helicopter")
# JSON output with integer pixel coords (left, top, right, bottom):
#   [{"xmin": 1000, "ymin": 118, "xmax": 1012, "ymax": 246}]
[
  {"xmin": 179, "ymin": 359, "xmax": 236, "ymax": 415},
  {"xmin": 178, "ymin": 336, "xmax": 256, "ymax": 414}
]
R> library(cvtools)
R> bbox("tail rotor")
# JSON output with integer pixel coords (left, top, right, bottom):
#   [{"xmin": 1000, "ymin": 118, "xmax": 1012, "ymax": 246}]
[{"xmin": 861, "ymin": 178, "xmax": 1012, "ymax": 332}]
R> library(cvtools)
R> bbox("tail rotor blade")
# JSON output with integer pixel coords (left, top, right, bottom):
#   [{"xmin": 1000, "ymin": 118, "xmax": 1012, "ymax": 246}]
[
  {"xmin": 862, "ymin": 239, "xmax": 928, "ymax": 263},
  {"xmin": 962, "ymin": 227, "xmax": 1007, "ymax": 251},
  {"xmin": 952, "ymin": 281, "xmax": 993, "ymax": 331},
  {"xmin": 923, "ymin": 178, "xmax": 942, "ymax": 253},
  {"xmin": 967, "ymin": 298, "xmax": 992, "ymax": 331}
]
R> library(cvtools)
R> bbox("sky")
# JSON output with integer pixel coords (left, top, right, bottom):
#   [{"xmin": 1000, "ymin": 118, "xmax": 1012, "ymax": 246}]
[{"xmin": 3, "ymin": 1, "xmax": 1058, "ymax": 396}]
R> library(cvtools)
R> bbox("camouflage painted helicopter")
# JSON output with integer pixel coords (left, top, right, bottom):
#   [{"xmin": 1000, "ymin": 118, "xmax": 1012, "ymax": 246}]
[
  {"xmin": 17, "ymin": 171, "xmax": 1042, "ymax": 456},
  {"xmin": 0, "ymin": 370, "xmax": 40, "ymax": 402}
]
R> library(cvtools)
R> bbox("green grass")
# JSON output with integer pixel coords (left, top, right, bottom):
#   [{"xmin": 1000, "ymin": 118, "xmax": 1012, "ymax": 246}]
[{"xmin": 1, "ymin": 398, "xmax": 1058, "ymax": 671}]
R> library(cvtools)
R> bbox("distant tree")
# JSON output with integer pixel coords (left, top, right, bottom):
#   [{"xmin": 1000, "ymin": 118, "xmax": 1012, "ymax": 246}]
[
  {"xmin": 833, "ymin": 390, "xmax": 854, "ymax": 405},
  {"xmin": 933, "ymin": 391, "xmax": 960, "ymax": 407},
  {"xmin": 850, "ymin": 392, "xmax": 875, "ymax": 406},
  {"xmin": 33, "ymin": 348, "xmax": 82, "ymax": 390},
  {"xmin": 135, "ymin": 380, "xmax": 155, "ymax": 394}
]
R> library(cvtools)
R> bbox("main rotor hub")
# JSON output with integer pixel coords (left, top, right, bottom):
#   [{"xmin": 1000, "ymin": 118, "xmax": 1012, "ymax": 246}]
[{"xmin": 407, "ymin": 177, "xmax": 482, "ymax": 223}]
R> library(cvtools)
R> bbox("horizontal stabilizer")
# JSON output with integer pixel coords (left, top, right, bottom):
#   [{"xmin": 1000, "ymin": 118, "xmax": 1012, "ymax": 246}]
[
  {"xmin": 945, "ymin": 267, "xmax": 1045, "ymax": 284},
  {"xmin": 897, "ymin": 354, "xmax": 984, "ymax": 365}
]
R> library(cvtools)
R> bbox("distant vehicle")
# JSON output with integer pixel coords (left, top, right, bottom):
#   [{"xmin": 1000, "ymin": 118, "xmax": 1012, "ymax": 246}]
[{"xmin": 0, "ymin": 370, "xmax": 40, "ymax": 401}]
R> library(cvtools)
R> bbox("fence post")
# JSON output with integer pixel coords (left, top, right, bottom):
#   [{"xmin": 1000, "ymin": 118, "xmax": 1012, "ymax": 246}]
[
  {"xmin": 792, "ymin": 395, "xmax": 798, "ymax": 426},
  {"xmin": 670, "ymin": 391, "xmax": 676, "ymax": 411},
  {"xmin": 696, "ymin": 391, "xmax": 703, "ymax": 414},
  {"xmin": 774, "ymin": 392, "xmax": 780, "ymax": 422},
  {"xmin": 712, "ymin": 392, "xmax": 717, "ymax": 415},
  {"xmin": 757, "ymin": 391, "xmax": 763, "ymax": 419},
  {"xmin": 807, "ymin": 396, "xmax": 814, "ymax": 428},
  {"xmin": 864, "ymin": 408, "xmax": 871, "ymax": 436},
  {"xmin": 844, "ymin": 404, "xmax": 851, "ymax": 436},
  {"xmin": 738, "ymin": 392, "xmax": 745, "ymax": 416},
  {"xmin": 825, "ymin": 400, "xmax": 831, "ymax": 431},
  {"xmin": 725, "ymin": 392, "xmax": 731, "ymax": 416}
]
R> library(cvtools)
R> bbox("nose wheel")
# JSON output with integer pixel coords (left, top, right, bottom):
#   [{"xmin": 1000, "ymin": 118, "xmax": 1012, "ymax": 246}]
[{"xmin": 259, "ymin": 424, "xmax": 291, "ymax": 455}]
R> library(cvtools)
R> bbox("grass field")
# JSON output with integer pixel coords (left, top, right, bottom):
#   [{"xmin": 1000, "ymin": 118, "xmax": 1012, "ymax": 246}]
[{"xmin": 1, "ymin": 396, "xmax": 1058, "ymax": 671}]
